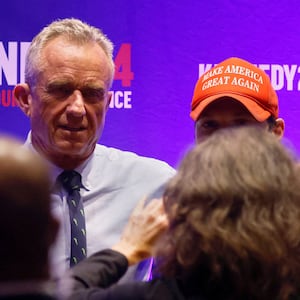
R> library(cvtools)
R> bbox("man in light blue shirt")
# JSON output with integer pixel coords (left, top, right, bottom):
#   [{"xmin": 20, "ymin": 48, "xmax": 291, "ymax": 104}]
[{"xmin": 14, "ymin": 18, "xmax": 175, "ymax": 282}]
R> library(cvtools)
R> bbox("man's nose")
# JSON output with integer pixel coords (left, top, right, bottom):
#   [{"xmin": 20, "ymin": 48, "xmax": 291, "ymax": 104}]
[{"xmin": 66, "ymin": 90, "xmax": 86, "ymax": 116}]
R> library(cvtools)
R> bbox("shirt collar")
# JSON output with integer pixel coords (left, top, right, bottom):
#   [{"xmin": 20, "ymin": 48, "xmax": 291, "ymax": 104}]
[{"xmin": 24, "ymin": 131, "xmax": 93, "ymax": 191}]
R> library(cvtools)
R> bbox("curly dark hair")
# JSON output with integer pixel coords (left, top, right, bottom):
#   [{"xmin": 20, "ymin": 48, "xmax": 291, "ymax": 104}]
[{"xmin": 156, "ymin": 126, "xmax": 300, "ymax": 300}]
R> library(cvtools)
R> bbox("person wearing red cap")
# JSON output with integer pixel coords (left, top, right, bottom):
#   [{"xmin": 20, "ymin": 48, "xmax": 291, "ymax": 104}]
[{"xmin": 190, "ymin": 57, "xmax": 285, "ymax": 143}]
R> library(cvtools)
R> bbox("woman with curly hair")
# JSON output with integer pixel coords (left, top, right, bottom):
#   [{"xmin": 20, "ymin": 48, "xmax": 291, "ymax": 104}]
[{"xmin": 69, "ymin": 126, "xmax": 300, "ymax": 300}]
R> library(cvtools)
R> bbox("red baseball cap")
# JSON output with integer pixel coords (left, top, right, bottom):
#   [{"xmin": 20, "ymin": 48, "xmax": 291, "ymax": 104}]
[{"xmin": 190, "ymin": 57, "xmax": 279, "ymax": 121}]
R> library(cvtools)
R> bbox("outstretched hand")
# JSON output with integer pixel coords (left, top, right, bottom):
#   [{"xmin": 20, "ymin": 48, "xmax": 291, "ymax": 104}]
[{"xmin": 112, "ymin": 197, "xmax": 168, "ymax": 265}]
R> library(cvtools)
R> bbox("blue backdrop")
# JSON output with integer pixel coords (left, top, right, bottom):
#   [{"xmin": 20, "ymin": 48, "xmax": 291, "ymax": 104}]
[{"xmin": 1, "ymin": 0, "xmax": 300, "ymax": 167}]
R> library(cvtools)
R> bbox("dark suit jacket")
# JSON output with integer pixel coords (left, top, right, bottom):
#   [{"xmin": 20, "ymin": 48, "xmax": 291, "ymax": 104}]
[
  {"xmin": 69, "ymin": 249, "xmax": 206, "ymax": 300},
  {"xmin": 0, "ymin": 294, "xmax": 56, "ymax": 300}
]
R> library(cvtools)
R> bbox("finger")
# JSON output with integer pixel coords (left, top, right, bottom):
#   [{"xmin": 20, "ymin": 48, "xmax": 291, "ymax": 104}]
[
  {"xmin": 131, "ymin": 196, "xmax": 147, "ymax": 215},
  {"xmin": 145, "ymin": 198, "xmax": 165, "ymax": 215},
  {"xmin": 144, "ymin": 197, "xmax": 162, "ymax": 209}
]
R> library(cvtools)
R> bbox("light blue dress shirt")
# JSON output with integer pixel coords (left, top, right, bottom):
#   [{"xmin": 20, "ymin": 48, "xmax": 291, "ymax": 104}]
[{"xmin": 24, "ymin": 133, "xmax": 175, "ymax": 282}]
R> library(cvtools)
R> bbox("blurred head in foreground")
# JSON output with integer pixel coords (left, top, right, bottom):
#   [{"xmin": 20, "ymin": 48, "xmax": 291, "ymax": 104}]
[
  {"xmin": 157, "ymin": 126, "xmax": 300, "ymax": 300},
  {"xmin": 0, "ymin": 136, "xmax": 59, "ymax": 282}
]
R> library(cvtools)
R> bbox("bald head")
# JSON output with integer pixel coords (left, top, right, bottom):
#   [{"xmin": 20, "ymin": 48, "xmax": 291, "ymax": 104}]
[{"xmin": 0, "ymin": 136, "xmax": 58, "ymax": 281}]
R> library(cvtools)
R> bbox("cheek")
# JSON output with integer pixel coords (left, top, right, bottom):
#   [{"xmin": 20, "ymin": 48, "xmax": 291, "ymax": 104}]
[
  {"xmin": 31, "ymin": 112, "xmax": 54, "ymax": 138},
  {"xmin": 87, "ymin": 103, "xmax": 107, "ymax": 125},
  {"xmin": 31, "ymin": 100, "xmax": 62, "ymax": 131},
  {"xmin": 30, "ymin": 102, "xmax": 47, "ymax": 126}
]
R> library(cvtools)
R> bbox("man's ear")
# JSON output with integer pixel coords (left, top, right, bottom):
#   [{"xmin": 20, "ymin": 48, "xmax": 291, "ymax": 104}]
[
  {"xmin": 13, "ymin": 84, "xmax": 32, "ymax": 117},
  {"xmin": 272, "ymin": 118, "xmax": 285, "ymax": 138}
]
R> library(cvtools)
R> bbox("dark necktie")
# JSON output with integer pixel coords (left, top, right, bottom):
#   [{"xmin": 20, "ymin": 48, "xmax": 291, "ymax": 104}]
[{"xmin": 58, "ymin": 170, "xmax": 87, "ymax": 267}]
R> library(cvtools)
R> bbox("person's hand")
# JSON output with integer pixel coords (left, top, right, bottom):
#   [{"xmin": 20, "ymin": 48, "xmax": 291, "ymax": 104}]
[{"xmin": 112, "ymin": 197, "xmax": 168, "ymax": 265}]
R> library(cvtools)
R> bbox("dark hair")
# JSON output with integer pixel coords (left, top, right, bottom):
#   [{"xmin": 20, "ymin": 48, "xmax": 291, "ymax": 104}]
[
  {"xmin": 156, "ymin": 126, "xmax": 300, "ymax": 300},
  {"xmin": 267, "ymin": 115, "xmax": 277, "ymax": 130}
]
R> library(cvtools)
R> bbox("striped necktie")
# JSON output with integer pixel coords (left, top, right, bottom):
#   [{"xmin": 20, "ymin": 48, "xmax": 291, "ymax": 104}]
[{"xmin": 58, "ymin": 170, "xmax": 87, "ymax": 267}]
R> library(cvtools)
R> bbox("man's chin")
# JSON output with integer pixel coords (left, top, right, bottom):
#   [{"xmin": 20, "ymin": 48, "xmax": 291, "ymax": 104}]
[{"xmin": 55, "ymin": 142, "xmax": 91, "ymax": 157}]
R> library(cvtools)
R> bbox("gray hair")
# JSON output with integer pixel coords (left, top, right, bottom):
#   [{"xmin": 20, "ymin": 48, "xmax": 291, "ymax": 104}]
[{"xmin": 25, "ymin": 18, "xmax": 114, "ymax": 88}]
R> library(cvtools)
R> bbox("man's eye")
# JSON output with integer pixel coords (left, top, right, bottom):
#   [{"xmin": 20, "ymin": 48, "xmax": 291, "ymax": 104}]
[
  {"xmin": 201, "ymin": 120, "xmax": 219, "ymax": 129},
  {"xmin": 82, "ymin": 89, "xmax": 104, "ymax": 101},
  {"xmin": 46, "ymin": 86, "xmax": 73, "ymax": 98}
]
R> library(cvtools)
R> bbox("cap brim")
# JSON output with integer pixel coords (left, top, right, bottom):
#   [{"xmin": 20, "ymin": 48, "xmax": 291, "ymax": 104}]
[{"xmin": 190, "ymin": 93, "xmax": 271, "ymax": 122}]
